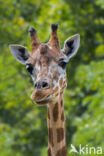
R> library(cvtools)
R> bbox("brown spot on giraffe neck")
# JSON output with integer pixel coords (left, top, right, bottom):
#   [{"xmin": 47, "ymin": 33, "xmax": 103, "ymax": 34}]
[
  {"xmin": 47, "ymin": 107, "xmax": 50, "ymax": 119},
  {"xmin": 57, "ymin": 128, "xmax": 64, "ymax": 143},
  {"xmin": 61, "ymin": 111, "xmax": 65, "ymax": 121},
  {"xmin": 48, "ymin": 128, "xmax": 54, "ymax": 147},
  {"xmin": 53, "ymin": 102, "xmax": 58, "ymax": 122},
  {"xmin": 61, "ymin": 100, "xmax": 63, "ymax": 107},
  {"xmin": 48, "ymin": 148, "xmax": 52, "ymax": 156},
  {"xmin": 56, "ymin": 146, "xmax": 67, "ymax": 156}
]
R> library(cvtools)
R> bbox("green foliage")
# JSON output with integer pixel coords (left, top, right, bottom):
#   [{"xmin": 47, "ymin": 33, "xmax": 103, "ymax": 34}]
[
  {"xmin": 64, "ymin": 61, "xmax": 104, "ymax": 155},
  {"xmin": 0, "ymin": 0, "xmax": 104, "ymax": 155}
]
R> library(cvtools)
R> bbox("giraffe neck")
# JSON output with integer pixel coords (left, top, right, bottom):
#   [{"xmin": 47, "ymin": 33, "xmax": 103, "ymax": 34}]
[{"xmin": 47, "ymin": 93, "xmax": 67, "ymax": 156}]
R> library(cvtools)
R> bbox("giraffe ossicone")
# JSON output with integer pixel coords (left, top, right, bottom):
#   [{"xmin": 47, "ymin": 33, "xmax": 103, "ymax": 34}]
[{"xmin": 9, "ymin": 24, "xmax": 80, "ymax": 156}]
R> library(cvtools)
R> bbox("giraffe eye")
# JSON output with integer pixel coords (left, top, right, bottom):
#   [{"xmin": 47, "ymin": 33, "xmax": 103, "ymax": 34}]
[
  {"xmin": 26, "ymin": 64, "xmax": 33, "ymax": 74},
  {"xmin": 58, "ymin": 59, "xmax": 68, "ymax": 69}
]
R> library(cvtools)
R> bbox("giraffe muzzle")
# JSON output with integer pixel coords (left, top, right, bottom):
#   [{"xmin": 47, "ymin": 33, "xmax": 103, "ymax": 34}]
[{"xmin": 31, "ymin": 88, "xmax": 53, "ymax": 105}]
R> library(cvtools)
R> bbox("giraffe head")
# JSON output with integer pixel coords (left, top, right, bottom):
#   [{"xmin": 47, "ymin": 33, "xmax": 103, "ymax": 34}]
[{"xmin": 10, "ymin": 24, "xmax": 80, "ymax": 105}]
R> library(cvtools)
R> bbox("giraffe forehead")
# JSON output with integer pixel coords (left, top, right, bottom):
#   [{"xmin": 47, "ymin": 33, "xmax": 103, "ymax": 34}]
[
  {"xmin": 30, "ymin": 44, "xmax": 65, "ymax": 63},
  {"xmin": 39, "ymin": 44, "xmax": 50, "ymax": 55}
]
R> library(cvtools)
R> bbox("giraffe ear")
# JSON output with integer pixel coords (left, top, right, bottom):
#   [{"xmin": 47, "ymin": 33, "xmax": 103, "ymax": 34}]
[
  {"xmin": 9, "ymin": 45, "xmax": 30, "ymax": 64},
  {"xmin": 62, "ymin": 34, "xmax": 80, "ymax": 59}
]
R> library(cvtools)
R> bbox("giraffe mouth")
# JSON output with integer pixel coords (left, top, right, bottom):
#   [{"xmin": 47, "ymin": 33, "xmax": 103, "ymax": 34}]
[
  {"xmin": 31, "ymin": 89, "xmax": 53, "ymax": 105},
  {"xmin": 35, "ymin": 95, "xmax": 52, "ymax": 105}
]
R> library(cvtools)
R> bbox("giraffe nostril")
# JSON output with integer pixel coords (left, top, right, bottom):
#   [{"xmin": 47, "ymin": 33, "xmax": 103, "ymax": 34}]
[
  {"xmin": 42, "ymin": 82, "xmax": 49, "ymax": 88},
  {"xmin": 35, "ymin": 81, "xmax": 49, "ymax": 89},
  {"xmin": 34, "ymin": 82, "xmax": 41, "ymax": 89},
  {"xmin": 35, "ymin": 83, "xmax": 37, "ymax": 88}
]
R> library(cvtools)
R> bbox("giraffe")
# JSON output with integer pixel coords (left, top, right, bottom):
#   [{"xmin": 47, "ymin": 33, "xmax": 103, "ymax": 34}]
[{"xmin": 9, "ymin": 24, "xmax": 80, "ymax": 156}]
